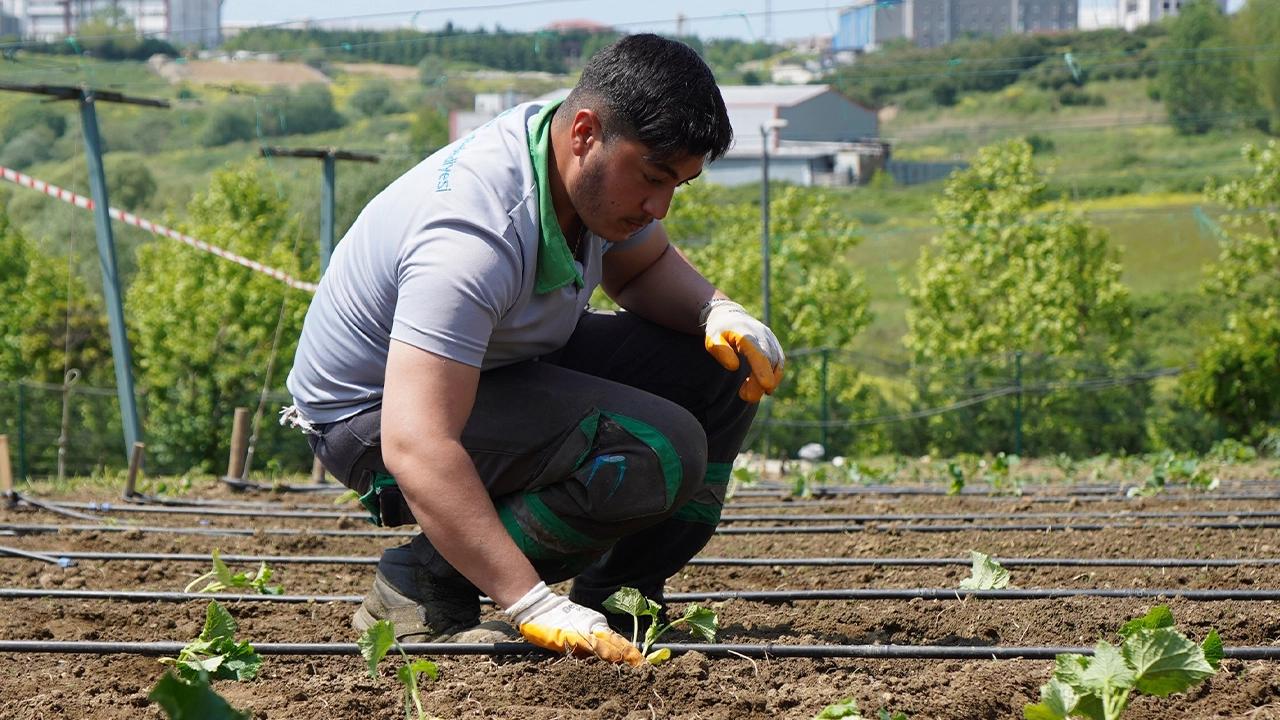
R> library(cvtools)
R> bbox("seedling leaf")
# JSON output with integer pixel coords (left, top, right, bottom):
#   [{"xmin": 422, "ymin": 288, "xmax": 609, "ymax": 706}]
[
  {"xmin": 1123, "ymin": 628, "xmax": 1216, "ymax": 697},
  {"xmin": 877, "ymin": 711, "xmax": 909, "ymax": 720},
  {"xmin": 814, "ymin": 697, "xmax": 863, "ymax": 719},
  {"xmin": 682, "ymin": 605, "xmax": 718, "ymax": 643},
  {"xmin": 959, "ymin": 551, "xmax": 1012, "ymax": 590},
  {"xmin": 1022, "ymin": 678, "xmax": 1076, "ymax": 720},
  {"xmin": 645, "ymin": 648, "xmax": 671, "ymax": 665},
  {"xmin": 1201, "ymin": 629, "xmax": 1223, "ymax": 670},
  {"xmin": 149, "ymin": 671, "xmax": 251, "ymax": 720},
  {"xmin": 603, "ymin": 587, "xmax": 659, "ymax": 619},
  {"xmin": 358, "ymin": 619, "xmax": 397, "ymax": 678},
  {"xmin": 161, "ymin": 601, "xmax": 262, "ymax": 683},
  {"xmin": 1118, "ymin": 605, "xmax": 1174, "ymax": 639}
]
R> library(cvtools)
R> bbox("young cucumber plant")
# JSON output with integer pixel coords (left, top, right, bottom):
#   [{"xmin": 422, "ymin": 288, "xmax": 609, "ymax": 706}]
[
  {"xmin": 185, "ymin": 548, "xmax": 283, "ymax": 595},
  {"xmin": 959, "ymin": 551, "xmax": 1013, "ymax": 590},
  {"xmin": 1023, "ymin": 605, "xmax": 1222, "ymax": 720},
  {"xmin": 150, "ymin": 600, "xmax": 261, "ymax": 720},
  {"xmin": 359, "ymin": 619, "xmax": 441, "ymax": 720},
  {"xmin": 603, "ymin": 586, "xmax": 718, "ymax": 665},
  {"xmin": 814, "ymin": 697, "xmax": 908, "ymax": 719}
]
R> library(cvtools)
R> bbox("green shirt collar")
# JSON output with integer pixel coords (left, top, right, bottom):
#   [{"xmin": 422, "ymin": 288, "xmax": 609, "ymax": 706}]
[{"xmin": 528, "ymin": 99, "xmax": 583, "ymax": 294}]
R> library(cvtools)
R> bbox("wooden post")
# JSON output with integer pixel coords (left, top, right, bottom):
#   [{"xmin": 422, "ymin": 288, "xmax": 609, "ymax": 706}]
[
  {"xmin": 226, "ymin": 407, "xmax": 250, "ymax": 480},
  {"xmin": 123, "ymin": 442, "xmax": 145, "ymax": 498},
  {"xmin": 310, "ymin": 456, "xmax": 327, "ymax": 484},
  {"xmin": 0, "ymin": 435, "xmax": 13, "ymax": 507}
]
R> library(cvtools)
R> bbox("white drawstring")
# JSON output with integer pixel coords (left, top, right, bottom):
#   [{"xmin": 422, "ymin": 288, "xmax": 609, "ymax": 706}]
[{"xmin": 278, "ymin": 405, "xmax": 320, "ymax": 436}]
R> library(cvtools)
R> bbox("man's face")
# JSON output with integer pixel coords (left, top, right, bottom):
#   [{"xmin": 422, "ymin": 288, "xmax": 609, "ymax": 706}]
[{"xmin": 569, "ymin": 134, "xmax": 705, "ymax": 243}]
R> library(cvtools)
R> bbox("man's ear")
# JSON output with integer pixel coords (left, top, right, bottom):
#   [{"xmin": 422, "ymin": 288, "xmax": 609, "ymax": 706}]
[{"xmin": 568, "ymin": 109, "xmax": 603, "ymax": 158}]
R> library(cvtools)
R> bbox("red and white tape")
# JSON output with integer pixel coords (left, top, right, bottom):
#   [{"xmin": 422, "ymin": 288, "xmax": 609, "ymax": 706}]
[{"xmin": 0, "ymin": 164, "xmax": 319, "ymax": 294}]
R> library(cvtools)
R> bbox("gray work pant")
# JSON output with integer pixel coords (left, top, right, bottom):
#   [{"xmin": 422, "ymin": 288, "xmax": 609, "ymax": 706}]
[{"xmin": 309, "ymin": 309, "xmax": 757, "ymax": 609}]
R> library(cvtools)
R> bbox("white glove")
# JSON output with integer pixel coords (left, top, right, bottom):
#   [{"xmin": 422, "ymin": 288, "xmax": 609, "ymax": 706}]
[
  {"xmin": 505, "ymin": 582, "xmax": 644, "ymax": 666},
  {"xmin": 700, "ymin": 299, "xmax": 785, "ymax": 403}
]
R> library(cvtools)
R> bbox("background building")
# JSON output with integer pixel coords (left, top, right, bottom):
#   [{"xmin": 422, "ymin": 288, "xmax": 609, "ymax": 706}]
[
  {"xmin": 0, "ymin": 0, "xmax": 221, "ymax": 46},
  {"xmin": 1079, "ymin": 0, "xmax": 1233, "ymax": 31},
  {"xmin": 835, "ymin": 0, "xmax": 1077, "ymax": 51}
]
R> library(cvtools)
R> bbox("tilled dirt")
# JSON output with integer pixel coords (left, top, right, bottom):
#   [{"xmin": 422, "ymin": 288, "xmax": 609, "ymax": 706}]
[{"xmin": 2, "ymin": 481, "xmax": 1280, "ymax": 719}]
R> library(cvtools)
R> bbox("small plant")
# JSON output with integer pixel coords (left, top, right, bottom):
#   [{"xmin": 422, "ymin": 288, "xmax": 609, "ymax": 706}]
[
  {"xmin": 1023, "ymin": 605, "xmax": 1221, "ymax": 720},
  {"xmin": 814, "ymin": 697, "xmax": 908, "ymax": 719},
  {"xmin": 959, "ymin": 551, "xmax": 1013, "ymax": 590},
  {"xmin": 946, "ymin": 461, "xmax": 965, "ymax": 496},
  {"xmin": 358, "ymin": 619, "xmax": 440, "ymax": 720},
  {"xmin": 160, "ymin": 601, "xmax": 263, "ymax": 682},
  {"xmin": 981, "ymin": 452, "xmax": 1022, "ymax": 496},
  {"xmin": 150, "ymin": 600, "xmax": 260, "ymax": 720},
  {"xmin": 185, "ymin": 548, "xmax": 283, "ymax": 595},
  {"xmin": 603, "ymin": 586, "xmax": 717, "ymax": 665}
]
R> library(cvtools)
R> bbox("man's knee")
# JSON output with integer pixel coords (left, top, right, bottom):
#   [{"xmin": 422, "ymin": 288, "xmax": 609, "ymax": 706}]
[{"xmin": 568, "ymin": 408, "xmax": 707, "ymax": 522}]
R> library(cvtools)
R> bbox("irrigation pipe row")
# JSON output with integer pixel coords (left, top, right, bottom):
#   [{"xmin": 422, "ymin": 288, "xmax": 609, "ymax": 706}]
[
  {"xmin": 6, "ymin": 548, "xmax": 1280, "ymax": 570},
  {"xmin": 8, "ymin": 518, "xmax": 1280, "ymax": 539},
  {"xmin": 35, "ymin": 501, "xmax": 1280, "ymax": 524},
  {"xmin": 6, "ymin": 587, "xmax": 1280, "ymax": 603},
  {"xmin": 1, "ymin": 640, "xmax": 1277, "ymax": 660}
]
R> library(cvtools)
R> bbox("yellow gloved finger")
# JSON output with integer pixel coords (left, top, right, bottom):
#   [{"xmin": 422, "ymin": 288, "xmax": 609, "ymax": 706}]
[
  {"xmin": 519, "ymin": 624, "xmax": 644, "ymax": 667},
  {"xmin": 590, "ymin": 630, "xmax": 645, "ymax": 667},
  {"xmin": 726, "ymin": 331, "xmax": 780, "ymax": 393},
  {"xmin": 704, "ymin": 334, "xmax": 741, "ymax": 371},
  {"xmin": 739, "ymin": 375, "xmax": 765, "ymax": 404}
]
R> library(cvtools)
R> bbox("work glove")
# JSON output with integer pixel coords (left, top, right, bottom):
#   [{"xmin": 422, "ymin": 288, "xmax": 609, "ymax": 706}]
[
  {"xmin": 506, "ymin": 582, "xmax": 644, "ymax": 667},
  {"xmin": 701, "ymin": 299, "xmax": 785, "ymax": 403}
]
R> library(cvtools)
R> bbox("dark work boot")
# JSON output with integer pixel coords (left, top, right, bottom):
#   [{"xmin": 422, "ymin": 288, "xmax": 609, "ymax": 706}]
[{"xmin": 353, "ymin": 542, "xmax": 518, "ymax": 642}]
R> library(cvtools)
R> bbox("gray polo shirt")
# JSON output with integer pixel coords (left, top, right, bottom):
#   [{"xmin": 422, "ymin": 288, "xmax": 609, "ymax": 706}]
[{"xmin": 285, "ymin": 100, "xmax": 651, "ymax": 424}]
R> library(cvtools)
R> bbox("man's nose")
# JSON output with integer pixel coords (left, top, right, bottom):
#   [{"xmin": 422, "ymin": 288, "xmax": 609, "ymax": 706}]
[{"xmin": 642, "ymin": 186, "xmax": 674, "ymax": 220}]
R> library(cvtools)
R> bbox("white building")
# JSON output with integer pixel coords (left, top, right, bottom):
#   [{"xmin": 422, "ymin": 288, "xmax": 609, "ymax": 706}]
[
  {"xmin": 0, "ymin": 0, "xmax": 220, "ymax": 46},
  {"xmin": 1079, "ymin": 0, "xmax": 1232, "ymax": 31},
  {"xmin": 836, "ymin": 0, "xmax": 1077, "ymax": 51}
]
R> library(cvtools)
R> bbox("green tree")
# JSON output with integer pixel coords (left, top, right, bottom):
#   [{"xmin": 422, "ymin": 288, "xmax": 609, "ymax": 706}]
[
  {"xmin": 409, "ymin": 105, "xmax": 449, "ymax": 154},
  {"xmin": 349, "ymin": 79, "xmax": 405, "ymax": 117},
  {"xmin": 669, "ymin": 183, "xmax": 879, "ymax": 455},
  {"xmin": 1159, "ymin": 0, "xmax": 1233, "ymax": 135},
  {"xmin": 902, "ymin": 140, "xmax": 1139, "ymax": 455},
  {"xmin": 128, "ymin": 163, "xmax": 312, "ymax": 472},
  {"xmin": 105, "ymin": 157, "xmax": 157, "ymax": 211},
  {"xmin": 1183, "ymin": 141, "xmax": 1280, "ymax": 439},
  {"xmin": 1235, "ymin": 0, "xmax": 1280, "ymax": 133},
  {"xmin": 0, "ymin": 206, "xmax": 118, "ymax": 476},
  {"xmin": 0, "ymin": 208, "xmax": 110, "ymax": 385}
]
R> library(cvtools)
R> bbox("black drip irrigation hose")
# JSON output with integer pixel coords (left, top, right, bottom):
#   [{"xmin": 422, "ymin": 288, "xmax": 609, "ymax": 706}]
[
  {"xmin": 731, "ymin": 479, "xmax": 1280, "ymax": 498},
  {"xmin": 730, "ymin": 492, "xmax": 1280, "ymax": 507},
  {"xmin": 6, "ymin": 549, "xmax": 1280, "ymax": 570},
  {"xmin": 7, "ymin": 587, "xmax": 1280, "ymax": 603},
  {"xmin": 8, "ymin": 517, "xmax": 1280, "ymax": 539},
  {"xmin": 0, "ymin": 639, "xmax": 1276, "ymax": 660},
  {"xmin": 31, "ymin": 501, "xmax": 1280, "ymax": 525}
]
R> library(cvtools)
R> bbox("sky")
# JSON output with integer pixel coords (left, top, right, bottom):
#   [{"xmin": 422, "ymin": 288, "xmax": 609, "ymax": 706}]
[{"xmin": 220, "ymin": 0, "xmax": 1250, "ymax": 42}]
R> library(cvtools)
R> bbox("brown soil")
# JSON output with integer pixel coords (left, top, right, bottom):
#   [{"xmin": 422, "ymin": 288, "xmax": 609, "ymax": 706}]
[{"xmin": 2, "ymin": 481, "xmax": 1280, "ymax": 719}]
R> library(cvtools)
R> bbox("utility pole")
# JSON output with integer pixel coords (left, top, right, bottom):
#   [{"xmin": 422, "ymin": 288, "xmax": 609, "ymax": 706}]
[
  {"xmin": 0, "ymin": 81, "xmax": 168, "ymax": 463},
  {"xmin": 259, "ymin": 147, "xmax": 379, "ymax": 274}
]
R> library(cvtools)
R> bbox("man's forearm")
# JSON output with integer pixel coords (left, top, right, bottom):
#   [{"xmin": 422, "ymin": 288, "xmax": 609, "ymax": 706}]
[
  {"xmin": 387, "ymin": 439, "xmax": 541, "ymax": 609},
  {"xmin": 610, "ymin": 244, "xmax": 724, "ymax": 334}
]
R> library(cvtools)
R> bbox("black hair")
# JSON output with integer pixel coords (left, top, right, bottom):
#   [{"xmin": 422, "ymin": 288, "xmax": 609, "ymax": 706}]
[{"xmin": 562, "ymin": 34, "xmax": 733, "ymax": 163}]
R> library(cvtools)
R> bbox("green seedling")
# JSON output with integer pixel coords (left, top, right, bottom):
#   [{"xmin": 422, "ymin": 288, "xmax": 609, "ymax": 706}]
[
  {"xmin": 359, "ymin": 619, "xmax": 440, "ymax": 720},
  {"xmin": 603, "ymin": 586, "xmax": 718, "ymax": 665},
  {"xmin": 149, "ymin": 670, "xmax": 250, "ymax": 720},
  {"xmin": 160, "ymin": 600, "xmax": 263, "ymax": 683},
  {"xmin": 151, "ymin": 600, "xmax": 259, "ymax": 720},
  {"xmin": 1023, "ymin": 605, "xmax": 1221, "ymax": 720},
  {"xmin": 334, "ymin": 488, "xmax": 361, "ymax": 505},
  {"xmin": 946, "ymin": 461, "xmax": 965, "ymax": 496},
  {"xmin": 959, "ymin": 551, "xmax": 1013, "ymax": 590},
  {"xmin": 814, "ymin": 697, "xmax": 908, "ymax": 720},
  {"xmin": 185, "ymin": 548, "xmax": 283, "ymax": 595}
]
